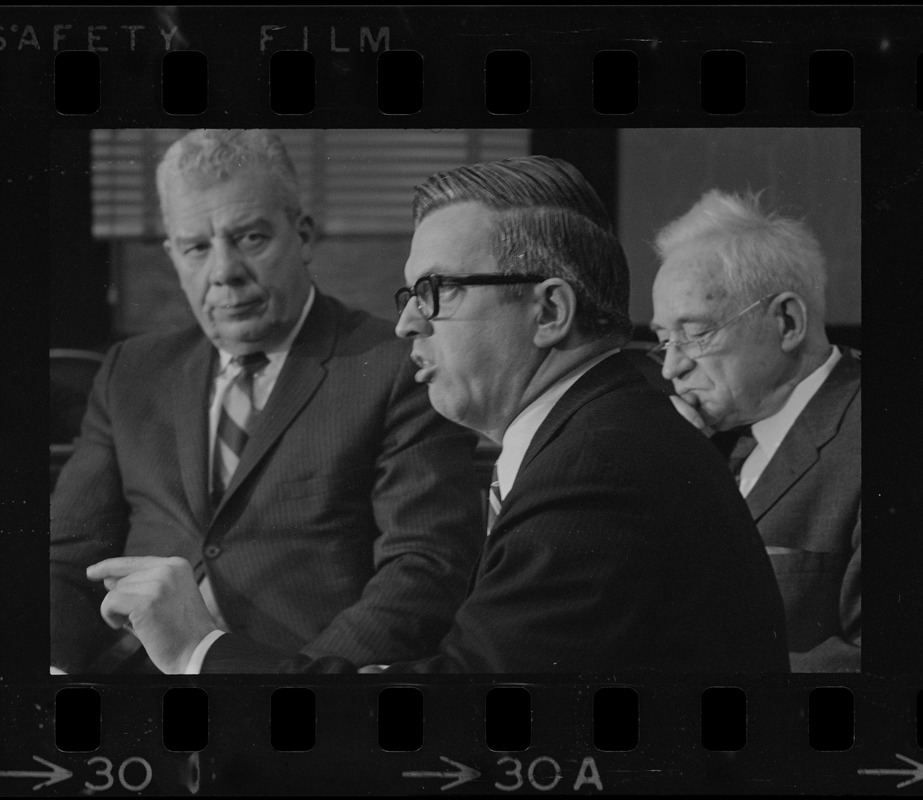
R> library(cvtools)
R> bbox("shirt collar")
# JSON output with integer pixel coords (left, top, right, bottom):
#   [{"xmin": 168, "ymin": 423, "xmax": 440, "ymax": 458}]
[
  {"xmin": 751, "ymin": 345, "xmax": 841, "ymax": 455},
  {"xmin": 496, "ymin": 347, "xmax": 621, "ymax": 499},
  {"xmin": 217, "ymin": 284, "xmax": 316, "ymax": 374}
]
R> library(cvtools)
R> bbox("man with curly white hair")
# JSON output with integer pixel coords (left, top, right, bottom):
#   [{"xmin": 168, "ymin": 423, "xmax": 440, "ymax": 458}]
[{"xmin": 651, "ymin": 189, "xmax": 861, "ymax": 673}]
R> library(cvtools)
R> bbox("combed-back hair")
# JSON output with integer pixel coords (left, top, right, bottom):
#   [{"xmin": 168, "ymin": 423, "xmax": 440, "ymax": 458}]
[
  {"xmin": 491, "ymin": 206, "xmax": 632, "ymax": 342},
  {"xmin": 413, "ymin": 156, "xmax": 631, "ymax": 342},
  {"xmin": 413, "ymin": 155, "xmax": 613, "ymax": 231},
  {"xmin": 156, "ymin": 129, "xmax": 302, "ymax": 232},
  {"xmin": 655, "ymin": 189, "xmax": 828, "ymax": 317}
]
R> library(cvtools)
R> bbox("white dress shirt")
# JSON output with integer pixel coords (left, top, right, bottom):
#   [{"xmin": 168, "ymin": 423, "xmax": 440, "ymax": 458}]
[
  {"xmin": 186, "ymin": 286, "xmax": 315, "ymax": 674},
  {"xmin": 738, "ymin": 346, "xmax": 841, "ymax": 499}
]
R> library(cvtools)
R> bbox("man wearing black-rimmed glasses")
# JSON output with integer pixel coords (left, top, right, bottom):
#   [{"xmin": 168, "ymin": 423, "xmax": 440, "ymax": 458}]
[
  {"xmin": 651, "ymin": 189, "xmax": 861, "ymax": 673},
  {"xmin": 92, "ymin": 156, "xmax": 790, "ymax": 675}
]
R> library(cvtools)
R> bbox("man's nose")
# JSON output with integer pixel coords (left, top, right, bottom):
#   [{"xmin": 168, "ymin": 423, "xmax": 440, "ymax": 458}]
[
  {"xmin": 209, "ymin": 240, "xmax": 248, "ymax": 285},
  {"xmin": 660, "ymin": 343, "xmax": 695, "ymax": 381},
  {"xmin": 395, "ymin": 300, "xmax": 432, "ymax": 340}
]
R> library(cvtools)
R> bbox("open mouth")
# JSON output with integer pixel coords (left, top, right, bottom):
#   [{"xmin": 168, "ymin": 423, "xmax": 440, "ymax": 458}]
[{"xmin": 411, "ymin": 353, "xmax": 435, "ymax": 383}]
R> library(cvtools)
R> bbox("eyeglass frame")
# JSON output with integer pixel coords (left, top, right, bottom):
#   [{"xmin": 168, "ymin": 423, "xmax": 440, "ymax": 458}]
[
  {"xmin": 394, "ymin": 273, "xmax": 547, "ymax": 321},
  {"xmin": 653, "ymin": 292, "xmax": 782, "ymax": 359}
]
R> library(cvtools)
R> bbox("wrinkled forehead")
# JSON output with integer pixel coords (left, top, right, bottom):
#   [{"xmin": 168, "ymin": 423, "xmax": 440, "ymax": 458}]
[
  {"xmin": 162, "ymin": 167, "xmax": 282, "ymax": 232},
  {"xmin": 652, "ymin": 244, "xmax": 731, "ymax": 326},
  {"xmin": 404, "ymin": 202, "xmax": 498, "ymax": 282}
]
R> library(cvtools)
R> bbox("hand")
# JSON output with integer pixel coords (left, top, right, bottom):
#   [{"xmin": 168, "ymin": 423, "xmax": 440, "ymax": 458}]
[
  {"xmin": 669, "ymin": 394, "xmax": 713, "ymax": 436},
  {"xmin": 86, "ymin": 556, "xmax": 218, "ymax": 675}
]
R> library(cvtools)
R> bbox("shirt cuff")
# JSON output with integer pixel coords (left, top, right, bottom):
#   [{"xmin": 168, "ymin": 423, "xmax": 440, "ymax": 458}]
[
  {"xmin": 357, "ymin": 664, "xmax": 389, "ymax": 674},
  {"xmin": 184, "ymin": 630, "xmax": 226, "ymax": 675}
]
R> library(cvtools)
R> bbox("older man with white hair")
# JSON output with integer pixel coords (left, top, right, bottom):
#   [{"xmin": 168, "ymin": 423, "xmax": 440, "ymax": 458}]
[{"xmin": 651, "ymin": 190, "xmax": 861, "ymax": 673}]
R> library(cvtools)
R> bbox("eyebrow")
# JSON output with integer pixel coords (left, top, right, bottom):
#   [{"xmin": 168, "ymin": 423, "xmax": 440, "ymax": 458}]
[
  {"xmin": 405, "ymin": 266, "xmax": 458, "ymax": 284},
  {"xmin": 226, "ymin": 217, "xmax": 274, "ymax": 236},
  {"xmin": 173, "ymin": 217, "xmax": 274, "ymax": 246},
  {"xmin": 172, "ymin": 234, "xmax": 207, "ymax": 250},
  {"xmin": 649, "ymin": 314, "xmax": 715, "ymax": 333}
]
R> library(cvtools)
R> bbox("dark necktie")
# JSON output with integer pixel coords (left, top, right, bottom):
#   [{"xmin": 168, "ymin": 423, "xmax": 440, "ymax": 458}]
[
  {"xmin": 486, "ymin": 463, "xmax": 502, "ymax": 535},
  {"xmin": 211, "ymin": 352, "xmax": 269, "ymax": 506},
  {"xmin": 710, "ymin": 425, "xmax": 758, "ymax": 486}
]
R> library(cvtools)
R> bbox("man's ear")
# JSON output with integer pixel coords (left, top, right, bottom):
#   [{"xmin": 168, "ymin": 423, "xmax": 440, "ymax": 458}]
[
  {"xmin": 771, "ymin": 292, "xmax": 808, "ymax": 352},
  {"xmin": 297, "ymin": 214, "xmax": 316, "ymax": 262},
  {"xmin": 532, "ymin": 279, "xmax": 578, "ymax": 349}
]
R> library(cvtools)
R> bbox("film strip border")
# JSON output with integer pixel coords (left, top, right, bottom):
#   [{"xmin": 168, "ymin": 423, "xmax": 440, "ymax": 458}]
[
  {"xmin": 1, "ymin": 6, "xmax": 921, "ymax": 123},
  {"xmin": 48, "ymin": 47, "xmax": 923, "ymax": 117},
  {"xmin": 4, "ymin": 4, "xmax": 923, "ymax": 796},
  {"xmin": 2, "ymin": 680, "xmax": 922, "ymax": 794}
]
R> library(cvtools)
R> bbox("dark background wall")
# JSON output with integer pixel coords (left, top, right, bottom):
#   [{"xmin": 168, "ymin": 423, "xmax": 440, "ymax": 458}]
[{"xmin": 618, "ymin": 128, "xmax": 861, "ymax": 328}]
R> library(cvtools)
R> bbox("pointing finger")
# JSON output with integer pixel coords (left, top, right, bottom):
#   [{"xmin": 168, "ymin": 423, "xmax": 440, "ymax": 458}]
[{"xmin": 87, "ymin": 556, "xmax": 188, "ymax": 581}]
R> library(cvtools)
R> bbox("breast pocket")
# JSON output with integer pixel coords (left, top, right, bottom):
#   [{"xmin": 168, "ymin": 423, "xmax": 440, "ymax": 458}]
[{"xmin": 768, "ymin": 548, "xmax": 849, "ymax": 649}]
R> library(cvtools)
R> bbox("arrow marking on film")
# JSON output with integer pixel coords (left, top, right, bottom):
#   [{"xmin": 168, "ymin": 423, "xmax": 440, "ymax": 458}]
[
  {"xmin": 0, "ymin": 755, "xmax": 73, "ymax": 790},
  {"xmin": 403, "ymin": 755, "xmax": 480, "ymax": 790},
  {"xmin": 858, "ymin": 753, "xmax": 923, "ymax": 789}
]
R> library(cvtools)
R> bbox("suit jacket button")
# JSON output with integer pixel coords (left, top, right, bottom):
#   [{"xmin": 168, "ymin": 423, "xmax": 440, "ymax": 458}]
[{"xmin": 203, "ymin": 544, "xmax": 221, "ymax": 559}]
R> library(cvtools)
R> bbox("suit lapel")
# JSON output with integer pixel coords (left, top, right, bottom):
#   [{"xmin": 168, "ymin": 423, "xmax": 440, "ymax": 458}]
[
  {"xmin": 173, "ymin": 337, "xmax": 216, "ymax": 530},
  {"xmin": 746, "ymin": 350, "xmax": 861, "ymax": 522},
  {"xmin": 214, "ymin": 291, "xmax": 339, "ymax": 510},
  {"xmin": 485, "ymin": 352, "xmax": 643, "ymax": 545},
  {"xmin": 517, "ymin": 352, "xmax": 642, "ymax": 482}
]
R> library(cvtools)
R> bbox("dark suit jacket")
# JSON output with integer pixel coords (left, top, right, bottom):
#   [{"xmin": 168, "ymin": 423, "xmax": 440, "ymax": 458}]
[
  {"xmin": 204, "ymin": 352, "xmax": 790, "ymax": 674},
  {"xmin": 746, "ymin": 349, "xmax": 861, "ymax": 672},
  {"xmin": 50, "ymin": 292, "xmax": 484, "ymax": 673}
]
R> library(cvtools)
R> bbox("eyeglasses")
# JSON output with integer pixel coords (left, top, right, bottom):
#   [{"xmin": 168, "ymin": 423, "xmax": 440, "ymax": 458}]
[
  {"xmin": 653, "ymin": 293, "xmax": 779, "ymax": 359},
  {"xmin": 394, "ymin": 273, "xmax": 546, "ymax": 321}
]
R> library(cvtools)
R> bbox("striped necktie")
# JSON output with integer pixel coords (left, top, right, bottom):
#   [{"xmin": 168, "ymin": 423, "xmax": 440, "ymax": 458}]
[
  {"xmin": 211, "ymin": 352, "xmax": 269, "ymax": 506},
  {"xmin": 486, "ymin": 463, "xmax": 502, "ymax": 535},
  {"xmin": 710, "ymin": 425, "xmax": 758, "ymax": 486}
]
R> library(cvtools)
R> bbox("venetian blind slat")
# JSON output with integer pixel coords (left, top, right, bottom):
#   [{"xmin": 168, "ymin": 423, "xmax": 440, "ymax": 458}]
[{"xmin": 91, "ymin": 129, "xmax": 530, "ymax": 239}]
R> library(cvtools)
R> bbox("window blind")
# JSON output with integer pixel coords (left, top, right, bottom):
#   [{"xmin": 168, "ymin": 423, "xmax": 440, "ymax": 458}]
[{"xmin": 91, "ymin": 129, "xmax": 530, "ymax": 239}]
